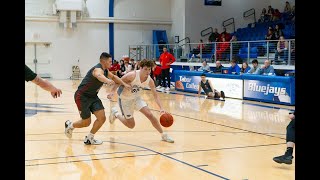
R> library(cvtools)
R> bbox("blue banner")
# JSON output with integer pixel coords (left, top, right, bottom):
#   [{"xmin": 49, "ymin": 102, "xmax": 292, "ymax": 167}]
[
  {"xmin": 175, "ymin": 75, "xmax": 201, "ymax": 92},
  {"xmin": 244, "ymin": 80, "xmax": 292, "ymax": 104}
]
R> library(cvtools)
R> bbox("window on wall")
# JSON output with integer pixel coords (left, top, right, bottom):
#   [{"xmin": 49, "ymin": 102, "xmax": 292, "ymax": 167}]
[{"xmin": 204, "ymin": 0, "xmax": 222, "ymax": 6}]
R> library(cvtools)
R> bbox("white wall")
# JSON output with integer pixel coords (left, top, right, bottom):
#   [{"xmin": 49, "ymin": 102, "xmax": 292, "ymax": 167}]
[
  {"xmin": 270, "ymin": 0, "xmax": 295, "ymax": 12},
  {"xmin": 185, "ymin": 0, "xmax": 272, "ymax": 43},
  {"xmin": 170, "ymin": 0, "xmax": 185, "ymax": 44},
  {"xmin": 114, "ymin": 0, "xmax": 171, "ymax": 20},
  {"xmin": 25, "ymin": 0, "xmax": 172, "ymax": 79},
  {"xmin": 25, "ymin": 22, "xmax": 109, "ymax": 79}
]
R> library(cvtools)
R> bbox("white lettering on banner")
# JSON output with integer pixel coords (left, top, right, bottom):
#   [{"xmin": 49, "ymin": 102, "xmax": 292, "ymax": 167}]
[
  {"xmin": 248, "ymin": 83, "xmax": 286, "ymax": 96},
  {"xmin": 186, "ymin": 83, "xmax": 199, "ymax": 90},
  {"xmin": 179, "ymin": 76, "xmax": 192, "ymax": 83}
]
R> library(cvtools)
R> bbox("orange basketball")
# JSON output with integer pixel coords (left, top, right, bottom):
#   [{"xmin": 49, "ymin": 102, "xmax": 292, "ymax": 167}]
[{"xmin": 160, "ymin": 113, "xmax": 174, "ymax": 127}]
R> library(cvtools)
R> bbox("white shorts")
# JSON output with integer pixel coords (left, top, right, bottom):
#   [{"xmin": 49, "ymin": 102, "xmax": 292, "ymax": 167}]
[{"xmin": 118, "ymin": 97, "xmax": 147, "ymax": 119}]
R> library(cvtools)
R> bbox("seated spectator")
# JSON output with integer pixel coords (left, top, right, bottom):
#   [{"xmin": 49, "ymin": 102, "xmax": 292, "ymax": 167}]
[
  {"xmin": 129, "ymin": 59, "xmax": 136, "ymax": 70},
  {"xmin": 274, "ymin": 36, "xmax": 289, "ymax": 63},
  {"xmin": 247, "ymin": 59, "xmax": 261, "ymax": 74},
  {"xmin": 265, "ymin": 26, "xmax": 275, "ymax": 40},
  {"xmin": 227, "ymin": 59, "xmax": 240, "ymax": 75},
  {"xmin": 283, "ymin": 1, "xmax": 292, "ymax": 13},
  {"xmin": 259, "ymin": 8, "xmax": 267, "ymax": 23},
  {"xmin": 198, "ymin": 60, "xmax": 211, "ymax": 72},
  {"xmin": 209, "ymin": 28, "xmax": 220, "ymax": 42},
  {"xmin": 266, "ymin": 5, "xmax": 274, "ymax": 22},
  {"xmin": 117, "ymin": 59, "xmax": 126, "ymax": 78},
  {"xmin": 240, "ymin": 62, "xmax": 251, "ymax": 74},
  {"xmin": 214, "ymin": 60, "xmax": 224, "ymax": 73},
  {"xmin": 257, "ymin": 59, "xmax": 275, "ymax": 75},
  {"xmin": 274, "ymin": 24, "xmax": 284, "ymax": 40},
  {"xmin": 134, "ymin": 59, "xmax": 141, "ymax": 70},
  {"xmin": 109, "ymin": 60, "xmax": 120, "ymax": 75},
  {"xmin": 272, "ymin": 9, "xmax": 281, "ymax": 21},
  {"xmin": 191, "ymin": 39, "xmax": 205, "ymax": 57}
]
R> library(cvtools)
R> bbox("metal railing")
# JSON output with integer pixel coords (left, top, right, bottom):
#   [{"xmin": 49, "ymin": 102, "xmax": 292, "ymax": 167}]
[
  {"xmin": 243, "ymin": 8, "xmax": 256, "ymax": 24},
  {"xmin": 222, "ymin": 18, "xmax": 235, "ymax": 33},
  {"xmin": 128, "ymin": 39, "xmax": 295, "ymax": 65},
  {"xmin": 201, "ymin": 27, "xmax": 213, "ymax": 37}
]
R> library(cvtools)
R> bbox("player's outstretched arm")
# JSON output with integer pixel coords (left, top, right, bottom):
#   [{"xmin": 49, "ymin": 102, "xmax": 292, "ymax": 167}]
[{"xmin": 32, "ymin": 75, "xmax": 62, "ymax": 98}]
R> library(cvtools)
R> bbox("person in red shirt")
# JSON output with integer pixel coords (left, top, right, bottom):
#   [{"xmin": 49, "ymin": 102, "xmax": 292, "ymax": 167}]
[
  {"xmin": 158, "ymin": 47, "xmax": 175, "ymax": 91},
  {"xmin": 109, "ymin": 60, "xmax": 120, "ymax": 75},
  {"xmin": 151, "ymin": 60, "xmax": 162, "ymax": 87}
]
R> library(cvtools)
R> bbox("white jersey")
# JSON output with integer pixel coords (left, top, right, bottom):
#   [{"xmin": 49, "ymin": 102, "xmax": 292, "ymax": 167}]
[{"xmin": 118, "ymin": 70, "xmax": 151, "ymax": 100}]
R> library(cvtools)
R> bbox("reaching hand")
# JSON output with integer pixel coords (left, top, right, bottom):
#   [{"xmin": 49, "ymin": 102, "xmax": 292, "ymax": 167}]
[
  {"xmin": 51, "ymin": 88, "xmax": 62, "ymax": 98},
  {"xmin": 106, "ymin": 80, "xmax": 115, "ymax": 86}
]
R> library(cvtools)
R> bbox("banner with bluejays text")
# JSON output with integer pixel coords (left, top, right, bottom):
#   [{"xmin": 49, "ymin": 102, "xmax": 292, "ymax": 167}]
[
  {"xmin": 243, "ymin": 80, "xmax": 292, "ymax": 104},
  {"xmin": 175, "ymin": 75, "xmax": 243, "ymax": 99}
]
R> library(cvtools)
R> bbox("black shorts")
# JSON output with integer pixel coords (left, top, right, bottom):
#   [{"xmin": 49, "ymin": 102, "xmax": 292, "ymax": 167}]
[
  {"xmin": 206, "ymin": 89, "xmax": 219, "ymax": 97},
  {"xmin": 74, "ymin": 92, "xmax": 104, "ymax": 119}
]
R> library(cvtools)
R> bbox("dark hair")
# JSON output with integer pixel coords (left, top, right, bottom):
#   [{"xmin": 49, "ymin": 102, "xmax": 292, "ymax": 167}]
[
  {"xmin": 201, "ymin": 73, "xmax": 206, "ymax": 77},
  {"xmin": 252, "ymin": 59, "xmax": 258, "ymax": 64},
  {"xmin": 202, "ymin": 60, "xmax": 207, "ymax": 64},
  {"xmin": 231, "ymin": 59, "xmax": 237, "ymax": 64},
  {"xmin": 140, "ymin": 59, "xmax": 154, "ymax": 68},
  {"xmin": 100, "ymin": 52, "xmax": 112, "ymax": 60},
  {"xmin": 241, "ymin": 62, "xmax": 249, "ymax": 72}
]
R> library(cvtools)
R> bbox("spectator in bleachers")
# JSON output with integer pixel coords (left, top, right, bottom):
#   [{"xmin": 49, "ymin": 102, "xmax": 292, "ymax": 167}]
[
  {"xmin": 259, "ymin": 8, "xmax": 267, "ymax": 23},
  {"xmin": 257, "ymin": 60, "xmax": 275, "ymax": 75},
  {"xmin": 227, "ymin": 59, "xmax": 240, "ymax": 75},
  {"xmin": 191, "ymin": 39, "xmax": 205, "ymax": 57},
  {"xmin": 209, "ymin": 28, "xmax": 220, "ymax": 42},
  {"xmin": 272, "ymin": 9, "xmax": 281, "ymax": 21},
  {"xmin": 230, "ymin": 35, "xmax": 241, "ymax": 56},
  {"xmin": 289, "ymin": 6, "xmax": 295, "ymax": 21},
  {"xmin": 109, "ymin": 60, "xmax": 120, "ymax": 75},
  {"xmin": 214, "ymin": 61, "xmax": 224, "ymax": 73},
  {"xmin": 284, "ymin": 1, "xmax": 292, "ymax": 13},
  {"xmin": 220, "ymin": 28, "xmax": 231, "ymax": 41},
  {"xmin": 134, "ymin": 59, "xmax": 141, "ymax": 70},
  {"xmin": 247, "ymin": 59, "xmax": 261, "ymax": 74},
  {"xmin": 151, "ymin": 60, "xmax": 162, "ymax": 87},
  {"xmin": 198, "ymin": 60, "xmax": 211, "ymax": 72},
  {"xmin": 240, "ymin": 62, "xmax": 251, "ymax": 74},
  {"xmin": 129, "ymin": 59, "xmax": 135, "ymax": 70},
  {"xmin": 265, "ymin": 26, "xmax": 275, "ymax": 40},
  {"xmin": 266, "ymin": 5, "xmax": 274, "ymax": 22},
  {"xmin": 216, "ymin": 37, "xmax": 230, "ymax": 60},
  {"xmin": 117, "ymin": 59, "xmax": 126, "ymax": 78},
  {"xmin": 274, "ymin": 24, "xmax": 284, "ymax": 40},
  {"xmin": 274, "ymin": 36, "xmax": 289, "ymax": 63}
]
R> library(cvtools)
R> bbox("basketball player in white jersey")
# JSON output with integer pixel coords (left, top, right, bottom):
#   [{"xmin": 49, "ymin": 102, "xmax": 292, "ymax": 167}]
[{"xmin": 107, "ymin": 59, "xmax": 174, "ymax": 143}]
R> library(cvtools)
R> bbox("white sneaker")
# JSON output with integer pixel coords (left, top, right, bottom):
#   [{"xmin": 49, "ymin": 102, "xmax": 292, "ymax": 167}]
[
  {"xmin": 84, "ymin": 135, "xmax": 103, "ymax": 145},
  {"xmin": 109, "ymin": 107, "xmax": 118, "ymax": 124},
  {"xmin": 156, "ymin": 85, "xmax": 162, "ymax": 89},
  {"xmin": 64, "ymin": 120, "xmax": 73, "ymax": 139},
  {"xmin": 162, "ymin": 134, "xmax": 174, "ymax": 143},
  {"xmin": 165, "ymin": 87, "xmax": 170, "ymax": 91},
  {"xmin": 160, "ymin": 87, "xmax": 165, "ymax": 91}
]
